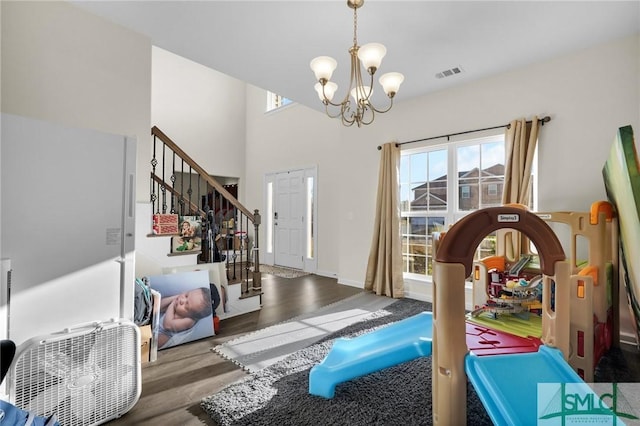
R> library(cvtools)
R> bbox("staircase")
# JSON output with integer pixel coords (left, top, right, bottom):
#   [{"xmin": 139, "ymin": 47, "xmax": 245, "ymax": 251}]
[{"xmin": 134, "ymin": 126, "xmax": 262, "ymax": 320}]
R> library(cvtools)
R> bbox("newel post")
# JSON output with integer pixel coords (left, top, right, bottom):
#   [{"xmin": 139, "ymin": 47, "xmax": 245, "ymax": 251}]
[{"xmin": 252, "ymin": 209, "xmax": 262, "ymax": 291}]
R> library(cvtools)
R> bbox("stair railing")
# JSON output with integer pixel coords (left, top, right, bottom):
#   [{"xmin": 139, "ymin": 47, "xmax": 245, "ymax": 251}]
[{"xmin": 150, "ymin": 126, "xmax": 261, "ymax": 296}]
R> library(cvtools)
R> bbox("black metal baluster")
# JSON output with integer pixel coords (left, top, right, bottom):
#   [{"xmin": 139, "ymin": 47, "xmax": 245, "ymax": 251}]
[
  {"xmin": 180, "ymin": 159, "xmax": 185, "ymax": 216},
  {"xmin": 170, "ymin": 152, "xmax": 176, "ymax": 214},
  {"xmin": 197, "ymin": 173, "xmax": 201, "ymax": 217},
  {"xmin": 151, "ymin": 134, "xmax": 158, "ymax": 213},
  {"xmin": 187, "ymin": 166, "xmax": 193, "ymax": 215},
  {"xmin": 232, "ymin": 206, "xmax": 238, "ymax": 284},
  {"xmin": 161, "ymin": 143, "xmax": 167, "ymax": 214}
]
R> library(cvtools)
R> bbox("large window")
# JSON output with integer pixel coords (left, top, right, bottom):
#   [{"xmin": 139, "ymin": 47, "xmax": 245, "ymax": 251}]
[{"xmin": 400, "ymin": 135, "xmax": 506, "ymax": 279}]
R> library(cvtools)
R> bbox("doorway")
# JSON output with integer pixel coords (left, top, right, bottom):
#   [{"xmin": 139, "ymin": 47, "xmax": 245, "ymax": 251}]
[{"xmin": 264, "ymin": 167, "xmax": 317, "ymax": 272}]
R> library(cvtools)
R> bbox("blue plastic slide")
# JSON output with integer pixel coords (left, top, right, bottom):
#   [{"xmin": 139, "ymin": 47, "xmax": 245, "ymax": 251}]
[
  {"xmin": 309, "ymin": 311, "xmax": 433, "ymax": 398},
  {"xmin": 465, "ymin": 345, "xmax": 624, "ymax": 425}
]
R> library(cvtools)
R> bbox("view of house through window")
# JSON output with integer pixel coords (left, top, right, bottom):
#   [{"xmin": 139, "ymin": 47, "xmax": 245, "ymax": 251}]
[
  {"xmin": 266, "ymin": 91, "xmax": 293, "ymax": 112},
  {"xmin": 400, "ymin": 135, "xmax": 507, "ymax": 279}
]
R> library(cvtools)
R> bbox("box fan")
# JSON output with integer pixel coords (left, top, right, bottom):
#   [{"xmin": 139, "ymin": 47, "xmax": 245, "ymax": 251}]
[{"xmin": 6, "ymin": 319, "xmax": 141, "ymax": 426}]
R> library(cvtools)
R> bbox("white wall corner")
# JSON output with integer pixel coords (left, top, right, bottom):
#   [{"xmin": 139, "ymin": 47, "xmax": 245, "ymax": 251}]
[
  {"xmin": 315, "ymin": 269, "xmax": 338, "ymax": 279},
  {"xmin": 337, "ymin": 277, "xmax": 363, "ymax": 289}
]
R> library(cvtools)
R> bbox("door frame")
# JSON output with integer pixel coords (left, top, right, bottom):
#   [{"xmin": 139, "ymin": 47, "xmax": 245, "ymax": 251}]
[{"xmin": 263, "ymin": 166, "xmax": 318, "ymax": 273}]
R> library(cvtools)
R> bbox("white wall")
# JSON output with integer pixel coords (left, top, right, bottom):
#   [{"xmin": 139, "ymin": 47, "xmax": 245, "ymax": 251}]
[
  {"xmin": 245, "ymin": 87, "xmax": 341, "ymax": 277},
  {"xmin": 1, "ymin": 1, "xmax": 151, "ymax": 339},
  {"xmin": 1, "ymin": 1, "xmax": 151, "ymax": 201},
  {"xmin": 152, "ymin": 47, "xmax": 247, "ymax": 190},
  {"xmin": 245, "ymin": 34, "xmax": 640, "ymax": 294},
  {"xmin": 0, "ymin": 2, "xmax": 4, "ymax": 340}
]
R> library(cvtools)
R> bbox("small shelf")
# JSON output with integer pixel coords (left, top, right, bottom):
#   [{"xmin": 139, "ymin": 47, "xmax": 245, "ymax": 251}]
[
  {"xmin": 146, "ymin": 233, "xmax": 180, "ymax": 238},
  {"xmin": 167, "ymin": 250, "xmax": 202, "ymax": 257}
]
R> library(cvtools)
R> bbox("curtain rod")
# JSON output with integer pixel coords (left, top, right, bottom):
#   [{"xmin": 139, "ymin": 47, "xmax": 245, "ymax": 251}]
[{"xmin": 377, "ymin": 115, "xmax": 551, "ymax": 150}]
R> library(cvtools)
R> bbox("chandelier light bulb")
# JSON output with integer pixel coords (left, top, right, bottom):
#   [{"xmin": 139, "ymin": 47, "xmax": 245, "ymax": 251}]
[
  {"xmin": 309, "ymin": 0, "xmax": 402, "ymax": 127},
  {"xmin": 310, "ymin": 56, "xmax": 338, "ymax": 82},
  {"xmin": 350, "ymin": 85, "xmax": 372, "ymax": 103},
  {"xmin": 315, "ymin": 81, "xmax": 338, "ymax": 102},
  {"xmin": 357, "ymin": 43, "xmax": 387, "ymax": 73},
  {"xmin": 379, "ymin": 72, "xmax": 405, "ymax": 97}
]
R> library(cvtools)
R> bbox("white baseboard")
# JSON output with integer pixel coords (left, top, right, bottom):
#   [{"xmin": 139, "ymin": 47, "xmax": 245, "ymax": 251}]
[
  {"xmin": 315, "ymin": 269, "xmax": 338, "ymax": 279},
  {"xmin": 337, "ymin": 277, "xmax": 362, "ymax": 288},
  {"xmin": 334, "ymin": 278, "xmax": 474, "ymax": 311},
  {"xmin": 218, "ymin": 283, "xmax": 261, "ymax": 320},
  {"xmin": 404, "ymin": 290, "xmax": 430, "ymax": 302}
]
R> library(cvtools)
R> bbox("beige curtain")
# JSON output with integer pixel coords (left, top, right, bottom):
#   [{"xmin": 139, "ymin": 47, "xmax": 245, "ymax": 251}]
[
  {"xmin": 364, "ymin": 142, "xmax": 404, "ymax": 298},
  {"xmin": 501, "ymin": 116, "xmax": 540, "ymax": 259}
]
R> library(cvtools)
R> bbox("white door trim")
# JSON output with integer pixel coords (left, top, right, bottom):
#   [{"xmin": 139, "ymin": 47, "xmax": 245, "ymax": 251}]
[{"xmin": 263, "ymin": 166, "xmax": 318, "ymax": 273}]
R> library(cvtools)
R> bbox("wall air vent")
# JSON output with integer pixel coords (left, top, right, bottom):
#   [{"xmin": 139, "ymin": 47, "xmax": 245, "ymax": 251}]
[{"xmin": 435, "ymin": 66, "xmax": 463, "ymax": 79}]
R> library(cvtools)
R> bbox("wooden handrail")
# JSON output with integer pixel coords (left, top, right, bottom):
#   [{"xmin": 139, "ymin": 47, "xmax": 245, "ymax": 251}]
[{"xmin": 151, "ymin": 126, "xmax": 255, "ymax": 222}]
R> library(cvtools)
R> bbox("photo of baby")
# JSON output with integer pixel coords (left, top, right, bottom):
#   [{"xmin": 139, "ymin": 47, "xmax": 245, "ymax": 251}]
[
  {"xmin": 148, "ymin": 270, "xmax": 214, "ymax": 350},
  {"xmin": 172, "ymin": 215, "xmax": 203, "ymax": 253}
]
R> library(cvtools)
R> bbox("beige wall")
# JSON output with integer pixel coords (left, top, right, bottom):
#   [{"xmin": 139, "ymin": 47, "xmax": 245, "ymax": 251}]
[
  {"xmin": 1, "ymin": 1, "xmax": 152, "ymax": 201},
  {"xmin": 152, "ymin": 47, "xmax": 247, "ymax": 187},
  {"xmin": 244, "ymin": 34, "xmax": 640, "ymax": 295}
]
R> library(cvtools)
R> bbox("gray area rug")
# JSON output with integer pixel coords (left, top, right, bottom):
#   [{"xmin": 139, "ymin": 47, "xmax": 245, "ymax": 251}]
[
  {"xmin": 211, "ymin": 292, "xmax": 396, "ymax": 373},
  {"xmin": 259, "ymin": 264, "xmax": 310, "ymax": 279},
  {"xmin": 202, "ymin": 298, "xmax": 493, "ymax": 426}
]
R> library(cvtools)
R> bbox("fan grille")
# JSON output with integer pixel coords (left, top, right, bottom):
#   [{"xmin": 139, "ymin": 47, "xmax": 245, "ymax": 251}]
[{"xmin": 10, "ymin": 320, "xmax": 141, "ymax": 426}]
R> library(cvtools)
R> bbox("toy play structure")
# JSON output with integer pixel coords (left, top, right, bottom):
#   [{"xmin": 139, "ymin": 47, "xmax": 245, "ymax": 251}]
[
  {"xmin": 310, "ymin": 206, "xmax": 618, "ymax": 424},
  {"xmin": 433, "ymin": 206, "xmax": 574, "ymax": 424},
  {"xmin": 470, "ymin": 201, "xmax": 618, "ymax": 382}
]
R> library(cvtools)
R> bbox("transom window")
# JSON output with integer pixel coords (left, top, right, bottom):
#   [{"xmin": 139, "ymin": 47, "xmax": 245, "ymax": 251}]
[
  {"xmin": 400, "ymin": 135, "xmax": 505, "ymax": 279},
  {"xmin": 266, "ymin": 91, "xmax": 293, "ymax": 112}
]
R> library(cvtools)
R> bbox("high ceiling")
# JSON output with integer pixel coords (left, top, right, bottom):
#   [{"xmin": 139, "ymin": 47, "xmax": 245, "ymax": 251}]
[{"xmin": 72, "ymin": 1, "xmax": 640, "ymax": 112}]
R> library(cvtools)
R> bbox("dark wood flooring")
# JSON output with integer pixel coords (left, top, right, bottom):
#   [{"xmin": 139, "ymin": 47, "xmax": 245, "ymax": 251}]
[
  {"xmin": 107, "ymin": 273, "xmax": 362, "ymax": 426},
  {"xmin": 106, "ymin": 273, "xmax": 640, "ymax": 425}
]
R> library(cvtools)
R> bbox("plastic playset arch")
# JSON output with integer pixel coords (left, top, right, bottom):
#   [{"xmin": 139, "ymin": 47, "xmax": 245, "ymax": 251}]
[
  {"xmin": 434, "ymin": 206, "xmax": 566, "ymax": 277},
  {"xmin": 432, "ymin": 206, "xmax": 572, "ymax": 425}
]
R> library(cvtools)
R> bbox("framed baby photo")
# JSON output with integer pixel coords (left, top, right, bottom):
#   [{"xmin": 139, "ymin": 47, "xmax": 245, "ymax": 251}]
[
  {"xmin": 148, "ymin": 270, "xmax": 214, "ymax": 350},
  {"xmin": 171, "ymin": 215, "xmax": 203, "ymax": 253}
]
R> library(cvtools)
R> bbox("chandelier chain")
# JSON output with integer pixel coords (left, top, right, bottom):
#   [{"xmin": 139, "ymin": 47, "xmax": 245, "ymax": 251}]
[
  {"xmin": 353, "ymin": 6, "xmax": 358, "ymax": 47},
  {"xmin": 310, "ymin": 0, "xmax": 403, "ymax": 127}
]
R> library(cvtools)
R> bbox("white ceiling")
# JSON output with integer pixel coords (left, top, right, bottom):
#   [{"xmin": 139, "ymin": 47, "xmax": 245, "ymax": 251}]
[{"xmin": 72, "ymin": 1, "xmax": 640, "ymax": 112}]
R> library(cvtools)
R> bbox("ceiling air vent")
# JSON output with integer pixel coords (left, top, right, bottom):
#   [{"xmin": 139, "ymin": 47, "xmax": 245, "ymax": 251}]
[{"xmin": 435, "ymin": 66, "xmax": 463, "ymax": 79}]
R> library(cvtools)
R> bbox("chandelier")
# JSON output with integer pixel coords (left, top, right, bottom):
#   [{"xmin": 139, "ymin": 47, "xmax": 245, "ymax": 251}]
[{"xmin": 310, "ymin": 0, "xmax": 404, "ymax": 127}]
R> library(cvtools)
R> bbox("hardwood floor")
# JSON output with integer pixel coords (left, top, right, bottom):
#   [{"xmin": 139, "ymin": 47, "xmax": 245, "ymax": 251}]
[
  {"xmin": 107, "ymin": 273, "xmax": 362, "ymax": 426},
  {"xmin": 105, "ymin": 273, "xmax": 640, "ymax": 425}
]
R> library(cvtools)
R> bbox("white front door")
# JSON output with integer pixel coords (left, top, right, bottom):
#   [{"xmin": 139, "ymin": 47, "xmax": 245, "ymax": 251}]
[{"xmin": 274, "ymin": 170, "xmax": 304, "ymax": 269}]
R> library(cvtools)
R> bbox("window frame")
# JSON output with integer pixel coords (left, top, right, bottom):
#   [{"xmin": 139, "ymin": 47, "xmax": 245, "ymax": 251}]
[
  {"xmin": 400, "ymin": 134, "xmax": 508, "ymax": 282},
  {"xmin": 266, "ymin": 91, "xmax": 293, "ymax": 113},
  {"xmin": 461, "ymin": 185, "xmax": 471, "ymax": 199},
  {"xmin": 488, "ymin": 183, "xmax": 498, "ymax": 196}
]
